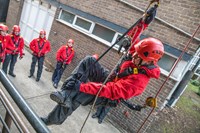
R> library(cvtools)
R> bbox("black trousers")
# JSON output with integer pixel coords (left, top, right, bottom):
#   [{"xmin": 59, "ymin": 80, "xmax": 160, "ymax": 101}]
[
  {"xmin": 95, "ymin": 106, "xmax": 111, "ymax": 121},
  {"xmin": 2, "ymin": 54, "xmax": 18, "ymax": 74},
  {"xmin": 52, "ymin": 61, "xmax": 67, "ymax": 85},
  {"xmin": 44, "ymin": 56, "xmax": 113, "ymax": 125},
  {"xmin": 30, "ymin": 55, "xmax": 44, "ymax": 79}
]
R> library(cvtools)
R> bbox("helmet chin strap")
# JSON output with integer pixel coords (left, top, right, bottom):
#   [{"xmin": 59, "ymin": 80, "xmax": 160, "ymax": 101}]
[
  {"xmin": 134, "ymin": 58, "xmax": 143, "ymax": 68},
  {"xmin": 138, "ymin": 59, "xmax": 143, "ymax": 67}
]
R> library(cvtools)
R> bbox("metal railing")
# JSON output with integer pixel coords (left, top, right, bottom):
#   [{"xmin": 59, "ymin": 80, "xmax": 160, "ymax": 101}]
[
  {"xmin": 0, "ymin": 69, "xmax": 50, "ymax": 133},
  {"xmin": 0, "ymin": 88, "xmax": 29, "ymax": 133}
]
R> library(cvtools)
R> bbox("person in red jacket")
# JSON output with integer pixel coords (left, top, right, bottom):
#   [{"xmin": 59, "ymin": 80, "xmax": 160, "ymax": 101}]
[
  {"xmin": 41, "ymin": 37, "xmax": 164, "ymax": 125},
  {"xmin": 52, "ymin": 39, "xmax": 75, "ymax": 88},
  {"xmin": 2, "ymin": 25, "xmax": 24, "ymax": 77},
  {"xmin": 2, "ymin": 25, "xmax": 17, "ymax": 74},
  {"xmin": 0, "ymin": 24, "xmax": 8, "ymax": 65},
  {"xmin": 28, "ymin": 29, "xmax": 51, "ymax": 81}
]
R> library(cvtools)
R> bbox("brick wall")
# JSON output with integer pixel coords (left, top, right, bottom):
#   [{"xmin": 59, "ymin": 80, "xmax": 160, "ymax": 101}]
[
  {"xmin": 59, "ymin": 0, "xmax": 200, "ymax": 54},
  {"xmin": 6, "ymin": 0, "xmax": 22, "ymax": 31}
]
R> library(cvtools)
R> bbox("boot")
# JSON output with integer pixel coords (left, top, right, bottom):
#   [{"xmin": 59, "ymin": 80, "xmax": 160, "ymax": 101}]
[
  {"xmin": 28, "ymin": 74, "xmax": 33, "ymax": 78},
  {"xmin": 92, "ymin": 113, "xmax": 98, "ymax": 118},
  {"xmin": 36, "ymin": 78, "xmax": 40, "ymax": 82},
  {"xmin": 8, "ymin": 72, "xmax": 16, "ymax": 77},
  {"xmin": 98, "ymin": 119, "xmax": 103, "ymax": 124},
  {"xmin": 40, "ymin": 117, "xmax": 51, "ymax": 125},
  {"xmin": 50, "ymin": 91, "xmax": 72, "ymax": 108},
  {"xmin": 53, "ymin": 83, "xmax": 58, "ymax": 89}
]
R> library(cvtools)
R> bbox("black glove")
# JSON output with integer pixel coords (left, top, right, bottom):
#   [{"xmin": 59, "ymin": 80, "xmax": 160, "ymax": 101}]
[
  {"xmin": 133, "ymin": 105, "xmax": 144, "ymax": 111},
  {"xmin": 123, "ymin": 53, "xmax": 132, "ymax": 61},
  {"xmin": 144, "ymin": 5, "xmax": 157, "ymax": 24},
  {"xmin": 108, "ymin": 100, "xmax": 118, "ymax": 107},
  {"xmin": 62, "ymin": 77, "xmax": 81, "ymax": 90},
  {"xmin": 19, "ymin": 53, "xmax": 25, "ymax": 60},
  {"xmin": 121, "ymin": 100, "xmax": 144, "ymax": 111},
  {"xmin": 117, "ymin": 36, "xmax": 131, "ymax": 54},
  {"xmin": 19, "ymin": 55, "xmax": 23, "ymax": 60}
]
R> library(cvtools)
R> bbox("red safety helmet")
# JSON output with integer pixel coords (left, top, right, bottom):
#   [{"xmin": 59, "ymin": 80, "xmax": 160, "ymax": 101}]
[
  {"xmin": 0, "ymin": 24, "xmax": 8, "ymax": 32},
  {"xmin": 92, "ymin": 54, "xmax": 99, "ymax": 60},
  {"xmin": 68, "ymin": 39, "xmax": 74, "ymax": 44},
  {"xmin": 134, "ymin": 38, "xmax": 164, "ymax": 62},
  {"xmin": 39, "ymin": 30, "xmax": 46, "ymax": 35},
  {"xmin": 12, "ymin": 25, "xmax": 20, "ymax": 32}
]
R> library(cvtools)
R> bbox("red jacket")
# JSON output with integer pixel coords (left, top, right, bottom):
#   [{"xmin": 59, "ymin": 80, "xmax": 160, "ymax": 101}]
[
  {"xmin": 80, "ymin": 61, "xmax": 160, "ymax": 100},
  {"xmin": 56, "ymin": 45, "xmax": 75, "ymax": 64},
  {"xmin": 128, "ymin": 21, "xmax": 148, "ymax": 55},
  {"xmin": 0, "ymin": 35, "xmax": 6, "ymax": 61},
  {"xmin": 30, "ymin": 38, "xmax": 51, "ymax": 57},
  {"xmin": 10, "ymin": 34, "xmax": 25, "ymax": 56},
  {"xmin": 4, "ymin": 35, "xmax": 15, "ymax": 54}
]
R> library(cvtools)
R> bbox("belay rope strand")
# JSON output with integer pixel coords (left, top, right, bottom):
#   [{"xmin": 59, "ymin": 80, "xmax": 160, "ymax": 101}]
[
  {"xmin": 79, "ymin": 0, "xmax": 160, "ymax": 132},
  {"xmin": 136, "ymin": 24, "xmax": 200, "ymax": 133}
]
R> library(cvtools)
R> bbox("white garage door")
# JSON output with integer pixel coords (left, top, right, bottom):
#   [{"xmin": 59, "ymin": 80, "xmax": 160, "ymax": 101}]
[{"xmin": 19, "ymin": 0, "xmax": 56, "ymax": 45}]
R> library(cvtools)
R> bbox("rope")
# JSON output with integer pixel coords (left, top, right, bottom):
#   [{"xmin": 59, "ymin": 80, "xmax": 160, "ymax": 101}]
[{"xmin": 136, "ymin": 24, "xmax": 200, "ymax": 133}]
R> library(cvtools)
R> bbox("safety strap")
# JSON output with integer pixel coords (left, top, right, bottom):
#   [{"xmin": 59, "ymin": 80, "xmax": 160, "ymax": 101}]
[
  {"xmin": 118, "ymin": 67, "xmax": 146, "ymax": 78},
  {"xmin": 37, "ymin": 40, "xmax": 45, "ymax": 50},
  {"xmin": 11, "ymin": 36, "xmax": 21, "ymax": 48},
  {"xmin": 66, "ymin": 46, "xmax": 73, "ymax": 58},
  {"xmin": 112, "ymin": 64, "xmax": 157, "ymax": 81},
  {"xmin": 0, "ymin": 41, "xmax": 3, "ymax": 53}
]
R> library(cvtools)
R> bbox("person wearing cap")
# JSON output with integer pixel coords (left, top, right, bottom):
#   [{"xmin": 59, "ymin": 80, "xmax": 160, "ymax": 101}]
[
  {"xmin": 52, "ymin": 39, "xmax": 75, "ymax": 88},
  {"xmin": 28, "ymin": 29, "xmax": 51, "ymax": 82},
  {"xmin": 41, "ymin": 37, "xmax": 164, "ymax": 125},
  {"xmin": 2, "ymin": 25, "xmax": 24, "ymax": 77}
]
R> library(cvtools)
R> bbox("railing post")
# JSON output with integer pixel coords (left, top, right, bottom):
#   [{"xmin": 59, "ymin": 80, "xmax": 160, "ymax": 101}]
[{"xmin": 2, "ymin": 111, "xmax": 12, "ymax": 133}]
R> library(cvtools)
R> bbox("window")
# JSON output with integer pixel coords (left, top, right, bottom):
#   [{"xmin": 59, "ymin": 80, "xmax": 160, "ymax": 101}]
[
  {"xmin": 158, "ymin": 54, "xmax": 177, "ymax": 72},
  {"xmin": 75, "ymin": 17, "xmax": 92, "ymax": 31},
  {"xmin": 158, "ymin": 53, "xmax": 188, "ymax": 80},
  {"xmin": 60, "ymin": 10, "xmax": 75, "ymax": 24},
  {"xmin": 58, "ymin": 10, "xmax": 118, "ymax": 44},
  {"xmin": 92, "ymin": 24, "xmax": 115, "ymax": 43}
]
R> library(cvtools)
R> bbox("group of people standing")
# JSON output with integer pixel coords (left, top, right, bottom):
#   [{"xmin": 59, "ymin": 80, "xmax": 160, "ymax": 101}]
[
  {"xmin": 0, "ymin": 24, "xmax": 24, "ymax": 77},
  {"xmin": 0, "ymin": 23, "xmax": 75, "ymax": 88}
]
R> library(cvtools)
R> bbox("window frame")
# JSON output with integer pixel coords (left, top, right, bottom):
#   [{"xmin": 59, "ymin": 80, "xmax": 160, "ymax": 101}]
[
  {"xmin": 59, "ymin": 10, "xmax": 76, "ymax": 24},
  {"xmin": 73, "ymin": 16, "xmax": 93, "ymax": 32},
  {"xmin": 92, "ymin": 23, "xmax": 116, "ymax": 43},
  {"xmin": 159, "ymin": 52, "xmax": 188, "ymax": 81},
  {"xmin": 194, "ymin": 65, "xmax": 200, "ymax": 76}
]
